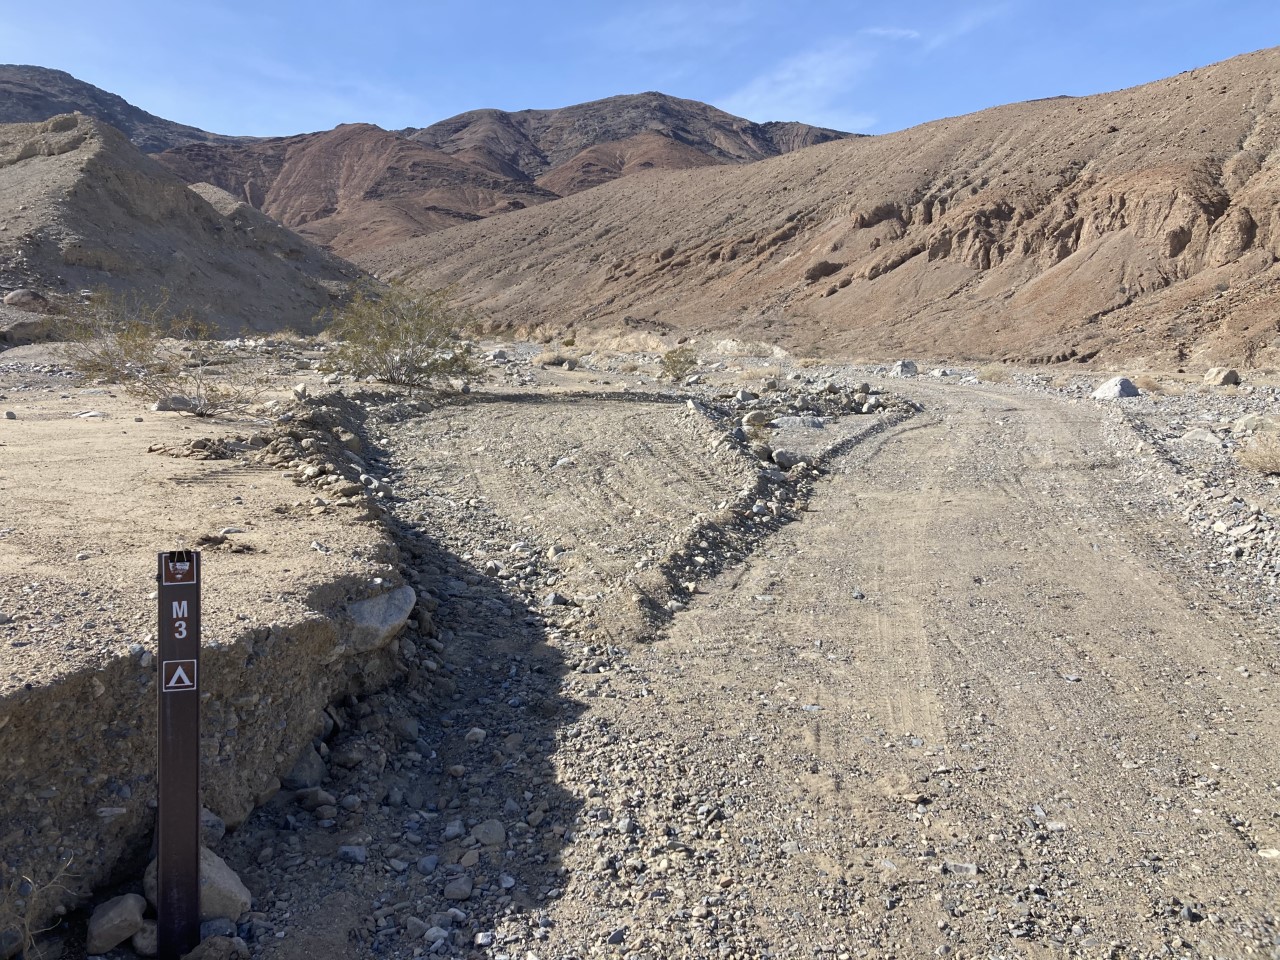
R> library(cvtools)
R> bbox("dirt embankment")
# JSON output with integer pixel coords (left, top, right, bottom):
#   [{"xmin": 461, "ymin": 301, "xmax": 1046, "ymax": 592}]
[
  {"xmin": 0, "ymin": 115, "xmax": 360, "ymax": 339},
  {"xmin": 0, "ymin": 346, "xmax": 415, "ymax": 938}
]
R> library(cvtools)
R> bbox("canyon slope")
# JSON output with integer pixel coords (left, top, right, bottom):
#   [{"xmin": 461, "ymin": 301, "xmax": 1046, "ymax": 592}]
[
  {"xmin": 0, "ymin": 114, "xmax": 359, "ymax": 337},
  {"xmin": 370, "ymin": 46, "xmax": 1280, "ymax": 367},
  {"xmin": 153, "ymin": 93, "xmax": 851, "ymax": 263}
]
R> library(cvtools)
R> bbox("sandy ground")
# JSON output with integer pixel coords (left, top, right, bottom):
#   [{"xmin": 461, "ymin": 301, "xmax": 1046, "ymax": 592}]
[{"xmin": 0, "ymin": 350, "xmax": 385, "ymax": 695}]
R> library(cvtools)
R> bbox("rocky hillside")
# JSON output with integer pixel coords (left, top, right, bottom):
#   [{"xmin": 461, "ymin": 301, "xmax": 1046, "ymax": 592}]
[
  {"xmin": 153, "ymin": 94, "xmax": 852, "ymax": 264},
  {"xmin": 0, "ymin": 115, "xmax": 360, "ymax": 337},
  {"xmin": 407, "ymin": 91, "xmax": 853, "ymax": 182},
  {"xmin": 155, "ymin": 124, "xmax": 560, "ymax": 262},
  {"xmin": 0, "ymin": 64, "xmax": 241, "ymax": 153},
  {"xmin": 369, "ymin": 46, "xmax": 1280, "ymax": 368}
]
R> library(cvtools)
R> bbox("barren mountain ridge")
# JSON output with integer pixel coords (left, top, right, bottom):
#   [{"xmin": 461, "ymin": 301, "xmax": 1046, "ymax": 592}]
[
  {"xmin": 0, "ymin": 64, "xmax": 242, "ymax": 153},
  {"xmin": 371, "ymin": 46, "xmax": 1280, "ymax": 368},
  {"xmin": 152, "ymin": 93, "xmax": 852, "ymax": 263}
]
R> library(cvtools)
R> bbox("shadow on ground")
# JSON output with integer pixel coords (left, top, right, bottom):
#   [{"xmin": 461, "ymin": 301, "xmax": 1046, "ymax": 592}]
[{"xmin": 210, "ymin": 473, "xmax": 586, "ymax": 958}]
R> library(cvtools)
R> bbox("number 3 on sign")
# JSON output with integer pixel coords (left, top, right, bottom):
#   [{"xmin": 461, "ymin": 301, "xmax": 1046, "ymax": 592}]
[{"xmin": 171, "ymin": 600, "xmax": 189, "ymax": 639}]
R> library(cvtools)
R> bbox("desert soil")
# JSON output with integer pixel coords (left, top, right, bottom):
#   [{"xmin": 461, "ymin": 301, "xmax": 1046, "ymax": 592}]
[
  {"xmin": 218, "ymin": 366, "xmax": 1277, "ymax": 960},
  {"xmin": 4, "ymin": 348, "xmax": 1279, "ymax": 960}
]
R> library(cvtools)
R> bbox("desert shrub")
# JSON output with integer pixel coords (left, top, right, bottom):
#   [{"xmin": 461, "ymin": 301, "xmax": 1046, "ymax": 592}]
[
  {"xmin": 534, "ymin": 350, "xmax": 578, "ymax": 369},
  {"xmin": 1237, "ymin": 434, "xmax": 1280, "ymax": 474},
  {"xmin": 660, "ymin": 346, "xmax": 698, "ymax": 381},
  {"xmin": 977, "ymin": 363, "xmax": 1010, "ymax": 383},
  {"xmin": 1133, "ymin": 374, "xmax": 1164, "ymax": 394},
  {"xmin": 804, "ymin": 260, "xmax": 843, "ymax": 283},
  {"xmin": 64, "ymin": 290, "xmax": 265, "ymax": 417},
  {"xmin": 0, "ymin": 858, "xmax": 75, "ymax": 959},
  {"xmin": 328, "ymin": 283, "xmax": 479, "ymax": 394}
]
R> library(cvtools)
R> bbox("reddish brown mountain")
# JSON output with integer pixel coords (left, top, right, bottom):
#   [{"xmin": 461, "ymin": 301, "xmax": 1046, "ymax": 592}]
[
  {"xmin": 536, "ymin": 132, "xmax": 722, "ymax": 196},
  {"xmin": 368, "ymin": 47, "xmax": 1280, "ymax": 368},
  {"xmin": 155, "ymin": 124, "xmax": 558, "ymax": 262},
  {"xmin": 407, "ymin": 91, "xmax": 853, "ymax": 179},
  {"xmin": 153, "ymin": 94, "xmax": 852, "ymax": 264}
]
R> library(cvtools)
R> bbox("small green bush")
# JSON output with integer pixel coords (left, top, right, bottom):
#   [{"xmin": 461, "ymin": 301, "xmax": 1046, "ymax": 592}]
[
  {"xmin": 660, "ymin": 346, "xmax": 698, "ymax": 381},
  {"xmin": 64, "ymin": 290, "xmax": 264, "ymax": 418},
  {"xmin": 327, "ymin": 283, "xmax": 480, "ymax": 394}
]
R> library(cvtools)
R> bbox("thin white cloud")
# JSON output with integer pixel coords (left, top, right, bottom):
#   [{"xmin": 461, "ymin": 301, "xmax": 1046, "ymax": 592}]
[
  {"xmin": 860, "ymin": 26, "xmax": 922, "ymax": 40},
  {"xmin": 720, "ymin": 41, "xmax": 877, "ymax": 131},
  {"xmin": 922, "ymin": 4, "xmax": 1013, "ymax": 52},
  {"xmin": 592, "ymin": 1, "xmax": 763, "ymax": 56}
]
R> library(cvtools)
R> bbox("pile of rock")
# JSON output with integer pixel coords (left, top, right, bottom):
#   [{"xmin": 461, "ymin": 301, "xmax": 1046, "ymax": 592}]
[
  {"xmin": 719, "ymin": 377, "xmax": 893, "ymax": 426},
  {"xmin": 85, "ymin": 844, "xmax": 251, "ymax": 958}
]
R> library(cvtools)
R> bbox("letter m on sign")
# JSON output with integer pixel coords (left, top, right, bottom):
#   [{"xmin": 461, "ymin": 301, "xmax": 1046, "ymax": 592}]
[{"xmin": 172, "ymin": 600, "xmax": 188, "ymax": 618}]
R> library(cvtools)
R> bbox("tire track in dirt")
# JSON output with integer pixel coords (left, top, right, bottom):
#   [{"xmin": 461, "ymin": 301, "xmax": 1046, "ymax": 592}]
[{"xmin": 615, "ymin": 385, "xmax": 1280, "ymax": 957}]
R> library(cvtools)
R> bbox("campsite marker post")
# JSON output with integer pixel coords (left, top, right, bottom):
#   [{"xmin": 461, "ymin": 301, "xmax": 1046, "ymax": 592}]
[{"xmin": 157, "ymin": 550, "xmax": 201, "ymax": 959}]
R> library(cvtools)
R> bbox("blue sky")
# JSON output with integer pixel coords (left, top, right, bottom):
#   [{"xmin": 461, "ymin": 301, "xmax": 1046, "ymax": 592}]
[{"xmin": 3, "ymin": 1, "xmax": 1278, "ymax": 137}]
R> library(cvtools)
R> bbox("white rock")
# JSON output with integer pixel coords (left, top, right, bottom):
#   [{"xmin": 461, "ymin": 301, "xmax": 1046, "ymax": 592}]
[
  {"xmin": 1091, "ymin": 376, "xmax": 1139, "ymax": 400},
  {"xmin": 1179, "ymin": 428, "xmax": 1221, "ymax": 446},
  {"xmin": 1204, "ymin": 367, "xmax": 1240, "ymax": 386},
  {"xmin": 144, "ymin": 847, "xmax": 251, "ymax": 922}
]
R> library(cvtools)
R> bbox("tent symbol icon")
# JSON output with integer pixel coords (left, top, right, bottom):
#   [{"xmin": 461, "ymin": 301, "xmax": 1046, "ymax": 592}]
[{"xmin": 162, "ymin": 660, "xmax": 198, "ymax": 692}]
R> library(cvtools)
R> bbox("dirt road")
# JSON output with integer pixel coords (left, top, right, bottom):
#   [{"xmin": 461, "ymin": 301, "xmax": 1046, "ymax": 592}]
[
  {"xmin": 520, "ymin": 384, "xmax": 1280, "ymax": 958},
  {"xmin": 207, "ymin": 374, "xmax": 1279, "ymax": 960}
]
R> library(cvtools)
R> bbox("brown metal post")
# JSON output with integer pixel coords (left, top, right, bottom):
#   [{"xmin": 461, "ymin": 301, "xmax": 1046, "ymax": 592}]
[{"xmin": 157, "ymin": 550, "xmax": 201, "ymax": 958}]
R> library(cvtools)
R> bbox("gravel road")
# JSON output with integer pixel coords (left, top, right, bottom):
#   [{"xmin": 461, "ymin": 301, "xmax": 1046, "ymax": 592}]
[{"xmin": 201, "ymin": 370, "xmax": 1277, "ymax": 960}]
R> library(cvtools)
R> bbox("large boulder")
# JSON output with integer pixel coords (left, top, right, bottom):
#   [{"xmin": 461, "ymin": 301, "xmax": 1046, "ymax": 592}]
[
  {"xmin": 1091, "ymin": 376, "xmax": 1140, "ymax": 400},
  {"xmin": 86, "ymin": 893, "xmax": 147, "ymax": 954},
  {"xmin": 143, "ymin": 846, "xmax": 252, "ymax": 923},
  {"xmin": 1204, "ymin": 367, "xmax": 1240, "ymax": 386},
  {"xmin": 2, "ymin": 289, "xmax": 48, "ymax": 312},
  {"xmin": 889, "ymin": 360, "xmax": 918, "ymax": 377},
  {"xmin": 0, "ymin": 309, "xmax": 56, "ymax": 346},
  {"xmin": 772, "ymin": 449, "xmax": 807, "ymax": 470},
  {"xmin": 347, "ymin": 585, "xmax": 416, "ymax": 653}
]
